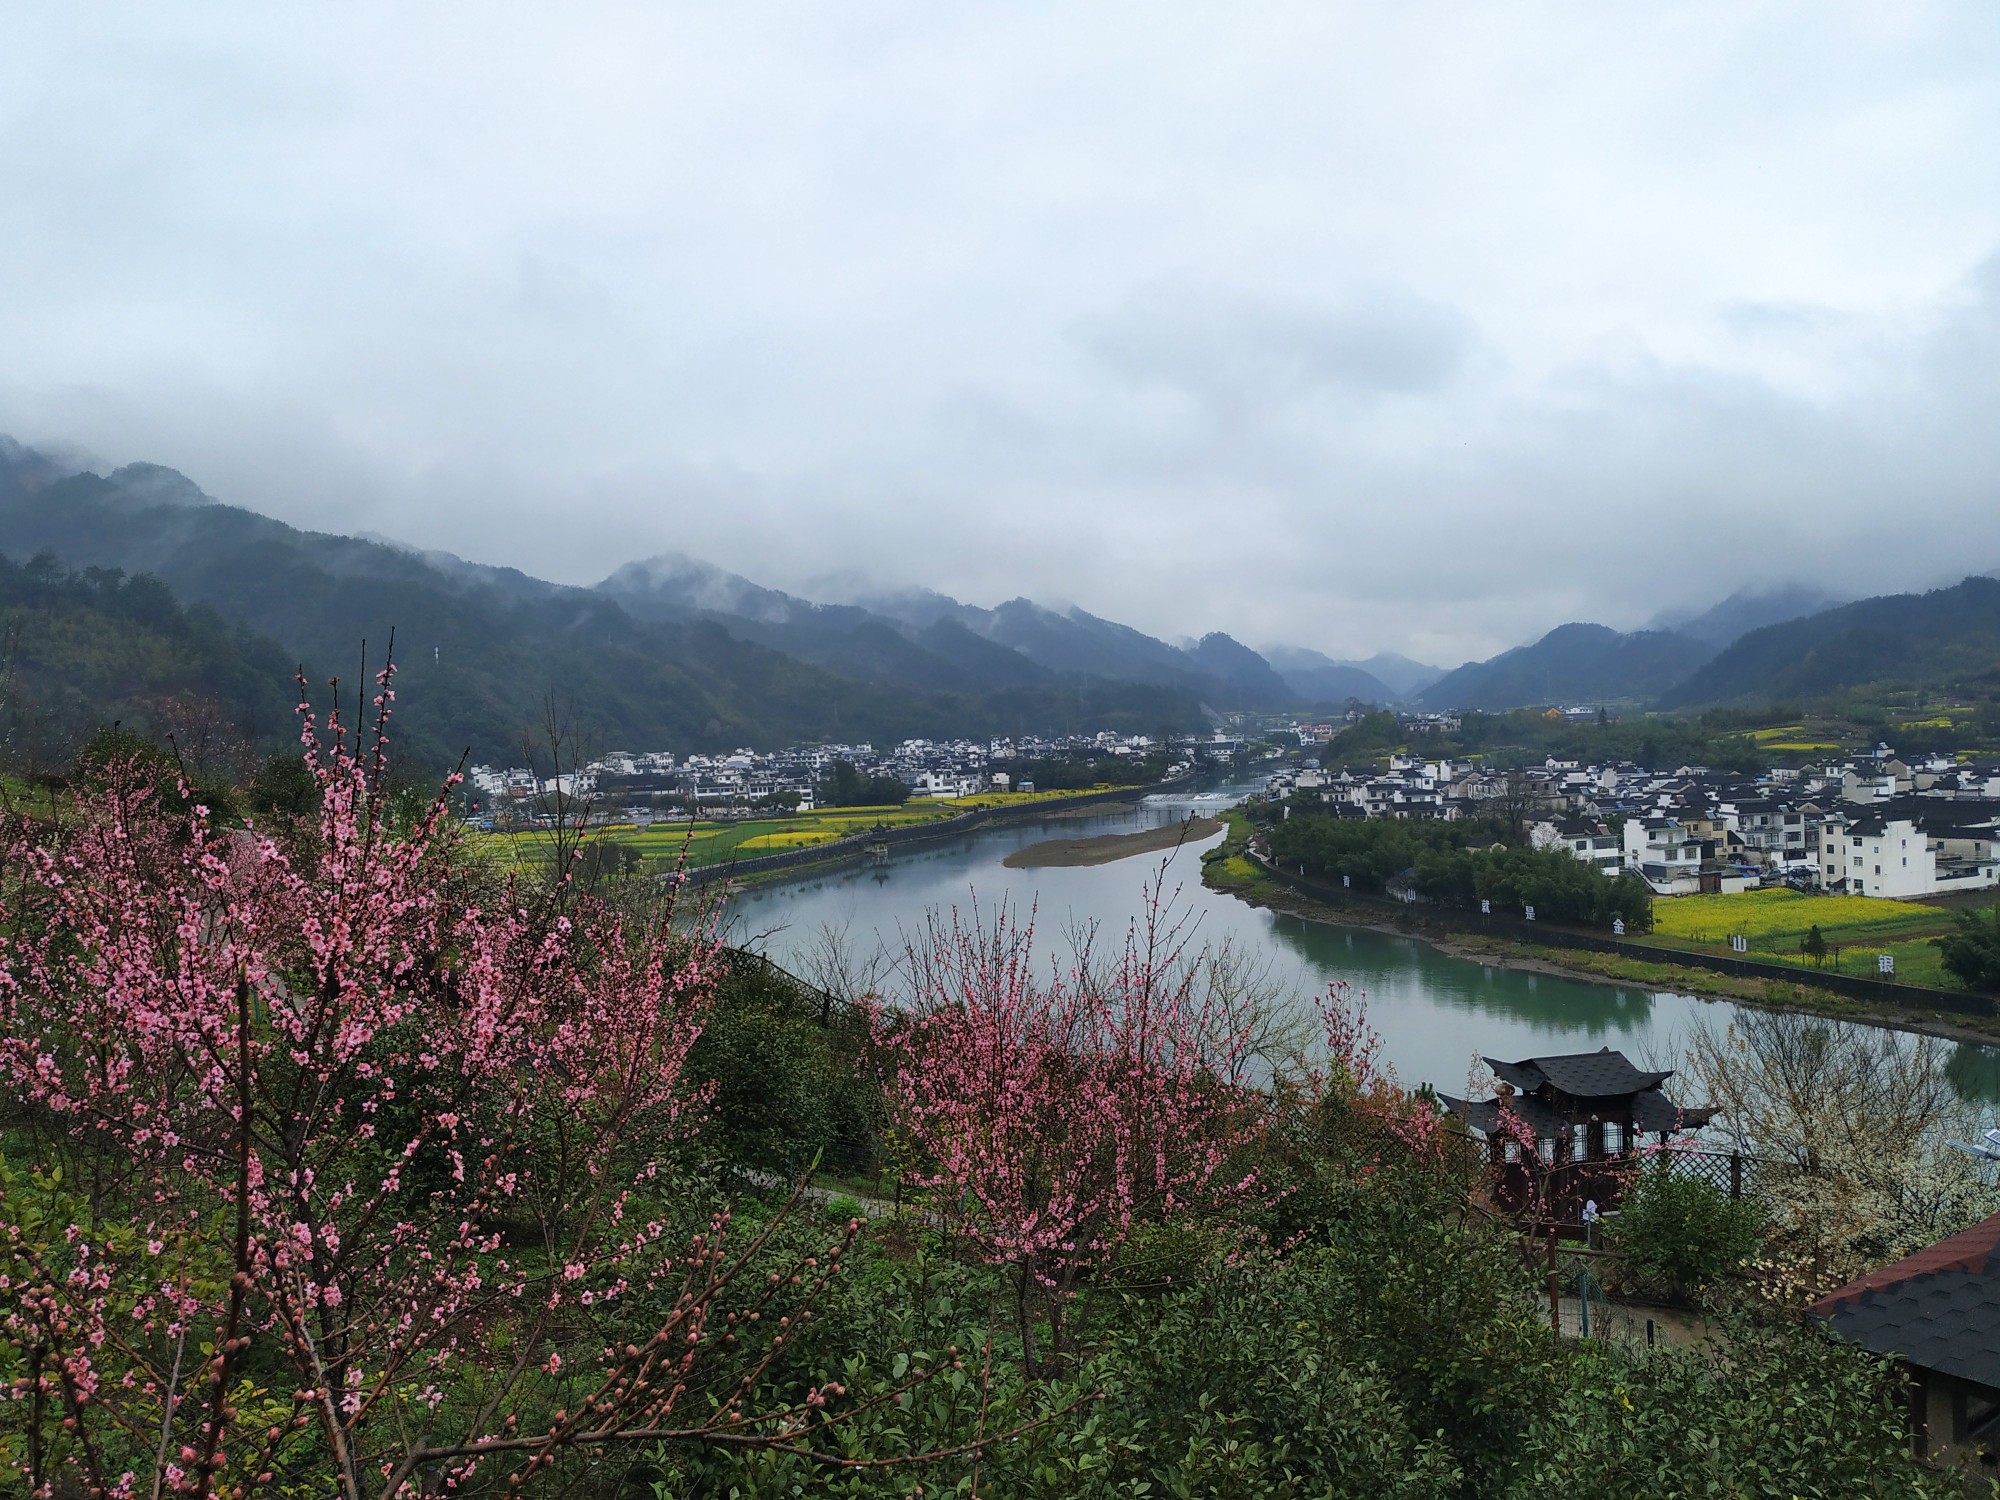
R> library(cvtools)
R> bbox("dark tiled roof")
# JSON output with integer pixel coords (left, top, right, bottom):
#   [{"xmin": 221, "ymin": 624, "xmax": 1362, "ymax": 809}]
[
  {"xmin": 1438, "ymin": 1093, "xmax": 1563, "ymax": 1139},
  {"xmin": 1631, "ymin": 1091, "xmax": 1712, "ymax": 1133},
  {"xmin": 1810, "ymin": 1212, "xmax": 2000, "ymax": 1388},
  {"xmin": 1484, "ymin": 1048, "xmax": 1674, "ymax": 1100},
  {"xmin": 1440, "ymin": 1085, "xmax": 1708, "ymax": 1138}
]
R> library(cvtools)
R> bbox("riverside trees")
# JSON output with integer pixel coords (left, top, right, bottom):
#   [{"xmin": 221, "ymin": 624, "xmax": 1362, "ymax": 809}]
[{"xmin": 1265, "ymin": 809, "xmax": 1653, "ymax": 930}]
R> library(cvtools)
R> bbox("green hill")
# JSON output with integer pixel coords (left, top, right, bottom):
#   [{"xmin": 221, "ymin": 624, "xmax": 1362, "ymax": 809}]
[
  {"xmin": 0, "ymin": 448, "xmax": 1206, "ymax": 766},
  {"xmin": 0, "ymin": 552, "xmax": 301, "ymax": 769},
  {"xmin": 1417, "ymin": 623, "xmax": 1716, "ymax": 712},
  {"xmin": 1661, "ymin": 576, "xmax": 2000, "ymax": 707}
]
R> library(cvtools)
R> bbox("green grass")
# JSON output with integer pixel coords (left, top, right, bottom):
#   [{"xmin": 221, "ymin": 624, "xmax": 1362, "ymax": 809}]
[{"xmin": 475, "ymin": 786, "xmax": 1138, "ymax": 873}]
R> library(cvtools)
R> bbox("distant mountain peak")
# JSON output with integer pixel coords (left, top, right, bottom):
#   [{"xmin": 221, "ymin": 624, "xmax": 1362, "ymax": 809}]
[
  {"xmin": 1260, "ymin": 644, "xmax": 1440, "ymax": 701},
  {"xmin": 1417, "ymin": 621, "xmax": 1714, "ymax": 711},
  {"xmin": 598, "ymin": 551, "xmax": 808, "ymax": 625},
  {"xmin": 105, "ymin": 462, "xmax": 215, "ymax": 509},
  {"xmin": 1651, "ymin": 582, "xmax": 1844, "ymax": 648}
]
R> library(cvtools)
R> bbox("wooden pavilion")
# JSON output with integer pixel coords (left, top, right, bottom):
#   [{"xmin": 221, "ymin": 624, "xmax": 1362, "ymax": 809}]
[{"xmin": 1438, "ymin": 1047, "xmax": 1713, "ymax": 1222}]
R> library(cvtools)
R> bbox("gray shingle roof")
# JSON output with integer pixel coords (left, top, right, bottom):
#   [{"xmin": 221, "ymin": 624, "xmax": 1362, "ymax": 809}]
[
  {"xmin": 1811, "ymin": 1213, "xmax": 2000, "ymax": 1388},
  {"xmin": 1484, "ymin": 1048, "xmax": 1674, "ymax": 1100}
]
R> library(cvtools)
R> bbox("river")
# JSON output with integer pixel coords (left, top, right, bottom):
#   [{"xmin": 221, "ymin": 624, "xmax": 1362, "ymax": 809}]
[{"xmin": 725, "ymin": 780, "xmax": 2000, "ymax": 1105}]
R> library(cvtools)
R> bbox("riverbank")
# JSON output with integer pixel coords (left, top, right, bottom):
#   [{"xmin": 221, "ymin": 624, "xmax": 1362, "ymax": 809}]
[
  {"xmin": 690, "ymin": 773, "xmax": 1205, "ymax": 888},
  {"xmin": 1003, "ymin": 815, "xmax": 1222, "ymax": 869},
  {"xmin": 1201, "ymin": 823, "xmax": 2000, "ymax": 1048}
]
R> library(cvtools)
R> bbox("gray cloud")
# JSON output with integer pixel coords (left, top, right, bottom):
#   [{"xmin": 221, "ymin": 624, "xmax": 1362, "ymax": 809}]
[
  {"xmin": 2, "ymin": 2, "xmax": 1999, "ymax": 666},
  {"xmin": 1075, "ymin": 283, "xmax": 1478, "ymax": 412}
]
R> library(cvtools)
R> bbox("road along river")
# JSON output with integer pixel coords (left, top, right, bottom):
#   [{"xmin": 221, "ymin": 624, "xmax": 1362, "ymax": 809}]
[{"xmin": 723, "ymin": 783, "xmax": 2000, "ymax": 1104}]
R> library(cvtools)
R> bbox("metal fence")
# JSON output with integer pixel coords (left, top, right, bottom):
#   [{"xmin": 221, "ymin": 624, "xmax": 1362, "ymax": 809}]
[{"xmin": 1655, "ymin": 1144, "xmax": 1758, "ymax": 1200}]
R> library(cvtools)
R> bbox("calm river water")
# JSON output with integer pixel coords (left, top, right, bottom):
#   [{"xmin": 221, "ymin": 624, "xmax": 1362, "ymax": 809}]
[{"xmin": 726, "ymin": 783, "xmax": 2000, "ymax": 1105}]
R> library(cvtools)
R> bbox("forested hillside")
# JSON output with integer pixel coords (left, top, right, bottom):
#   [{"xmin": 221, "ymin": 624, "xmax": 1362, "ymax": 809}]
[
  {"xmin": 1418, "ymin": 623, "xmax": 1716, "ymax": 711},
  {"xmin": 1662, "ymin": 576, "xmax": 2000, "ymax": 707},
  {"xmin": 0, "ymin": 552, "xmax": 300, "ymax": 770},
  {"xmin": 0, "ymin": 449, "xmax": 1210, "ymax": 766}
]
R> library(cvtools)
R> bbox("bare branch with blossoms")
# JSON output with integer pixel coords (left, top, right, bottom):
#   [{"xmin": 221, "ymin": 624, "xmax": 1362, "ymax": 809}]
[
  {"xmin": 873, "ymin": 867, "xmax": 1268, "ymax": 1376},
  {"xmin": 0, "ymin": 663, "xmax": 1017, "ymax": 1499}
]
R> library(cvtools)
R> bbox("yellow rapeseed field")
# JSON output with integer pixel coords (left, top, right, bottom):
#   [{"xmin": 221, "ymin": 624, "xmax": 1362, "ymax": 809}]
[
  {"xmin": 1651, "ymin": 887, "xmax": 1941, "ymax": 945},
  {"xmin": 738, "ymin": 830, "xmax": 839, "ymax": 850}
]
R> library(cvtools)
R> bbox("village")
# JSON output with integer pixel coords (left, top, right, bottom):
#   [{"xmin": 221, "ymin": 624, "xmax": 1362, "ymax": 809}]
[
  {"xmin": 465, "ymin": 729, "xmax": 1220, "ymax": 825},
  {"xmin": 1269, "ymin": 735, "xmax": 2000, "ymax": 901}
]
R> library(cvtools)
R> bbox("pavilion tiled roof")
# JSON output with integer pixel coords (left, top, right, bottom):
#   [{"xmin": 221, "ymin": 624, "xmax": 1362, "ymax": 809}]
[{"xmin": 1485, "ymin": 1048, "xmax": 1675, "ymax": 1100}]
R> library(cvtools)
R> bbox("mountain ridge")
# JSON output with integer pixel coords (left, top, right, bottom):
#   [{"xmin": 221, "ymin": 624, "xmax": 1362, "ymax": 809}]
[
  {"xmin": 1416, "ymin": 623, "xmax": 1716, "ymax": 712},
  {"xmin": 0, "ymin": 440, "xmax": 1271, "ymax": 762},
  {"xmin": 1661, "ymin": 576, "xmax": 2000, "ymax": 707}
]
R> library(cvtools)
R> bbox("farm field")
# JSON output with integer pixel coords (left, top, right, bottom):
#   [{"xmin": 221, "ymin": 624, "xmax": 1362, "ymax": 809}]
[
  {"xmin": 473, "ymin": 786, "xmax": 1134, "ymax": 872},
  {"xmin": 1644, "ymin": 887, "xmax": 1968, "ymax": 987}
]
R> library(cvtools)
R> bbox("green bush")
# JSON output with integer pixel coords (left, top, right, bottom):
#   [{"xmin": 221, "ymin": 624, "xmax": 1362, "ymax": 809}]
[
  {"xmin": 1609, "ymin": 1165, "xmax": 1765, "ymax": 1301},
  {"xmin": 1508, "ymin": 1314, "xmax": 1959, "ymax": 1500},
  {"xmin": 1936, "ymin": 902, "xmax": 2000, "ymax": 992}
]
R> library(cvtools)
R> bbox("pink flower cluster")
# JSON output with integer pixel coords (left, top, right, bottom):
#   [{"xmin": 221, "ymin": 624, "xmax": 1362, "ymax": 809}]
[
  {"xmin": 0, "ymin": 669, "xmax": 726, "ymax": 1498},
  {"xmin": 873, "ymin": 885, "xmax": 1264, "ymax": 1372}
]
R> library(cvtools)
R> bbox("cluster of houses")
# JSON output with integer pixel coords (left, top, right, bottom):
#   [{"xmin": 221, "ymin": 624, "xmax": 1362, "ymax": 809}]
[
  {"xmin": 467, "ymin": 730, "xmax": 1199, "ymax": 825},
  {"xmin": 1270, "ymin": 744, "xmax": 2000, "ymax": 899}
]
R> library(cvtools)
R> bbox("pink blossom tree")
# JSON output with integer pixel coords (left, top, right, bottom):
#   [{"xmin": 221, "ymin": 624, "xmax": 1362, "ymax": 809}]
[
  {"xmin": 0, "ymin": 671, "xmax": 886, "ymax": 1499},
  {"xmin": 1308, "ymin": 980, "xmax": 1456, "ymax": 1162},
  {"xmin": 874, "ymin": 878, "xmax": 1265, "ymax": 1375}
]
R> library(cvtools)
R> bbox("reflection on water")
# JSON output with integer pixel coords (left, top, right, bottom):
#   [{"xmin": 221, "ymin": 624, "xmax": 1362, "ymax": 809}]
[
  {"xmin": 1265, "ymin": 914, "xmax": 1662, "ymax": 1036},
  {"xmin": 1947, "ymin": 1044, "xmax": 2000, "ymax": 1107},
  {"xmin": 728, "ymin": 782, "xmax": 2000, "ymax": 1103}
]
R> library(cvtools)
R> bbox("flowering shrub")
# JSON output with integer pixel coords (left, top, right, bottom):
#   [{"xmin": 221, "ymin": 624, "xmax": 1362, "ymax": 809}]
[
  {"xmin": 873, "ymin": 883, "xmax": 1265, "ymax": 1374},
  {"xmin": 1683, "ymin": 1008, "xmax": 2000, "ymax": 1297},
  {"xmin": 0, "ymin": 672, "xmax": 870, "ymax": 1499},
  {"xmin": 1269, "ymin": 985, "xmax": 1477, "ymax": 1247}
]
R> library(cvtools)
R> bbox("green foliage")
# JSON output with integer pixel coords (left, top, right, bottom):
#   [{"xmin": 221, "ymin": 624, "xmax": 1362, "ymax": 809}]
[
  {"xmin": 64, "ymin": 723, "xmax": 245, "ymax": 824},
  {"xmin": 690, "ymin": 959, "xmax": 880, "ymax": 1179},
  {"xmin": 0, "ymin": 553, "xmax": 298, "ymax": 771},
  {"xmin": 671, "ymin": 1171, "xmax": 1946, "ymax": 1500},
  {"xmin": 1269, "ymin": 811, "xmax": 1653, "ymax": 930},
  {"xmin": 571, "ymin": 837, "xmax": 645, "ymax": 885},
  {"xmin": 1608, "ymin": 1165, "xmax": 1766, "ymax": 1301},
  {"xmin": 1079, "ymin": 1251, "xmax": 1466, "ymax": 1499},
  {"xmin": 1936, "ymin": 902, "xmax": 2000, "ymax": 992},
  {"xmin": 243, "ymin": 748, "xmax": 324, "ymax": 828},
  {"xmin": 822, "ymin": 758, "xmax": 911, "ymax": 807},
  {"xmin": 997, "ymin": 751, "xmax": 1169, "ymax": 791},
  {"xmin": 1508, "ymin": 1315, "xmax": 1961, "ymax": 1499},
  {"xmin": 1344, "ymin": 705, "xmax": 1771, "ymax": 773},
  {"xmin": 1801, "ymin": 921, "xmax": 1829, "ymax": 965},
  {"xmin": 1325, "ymin": 709, "xmax": 1403, "ymax": 757}
]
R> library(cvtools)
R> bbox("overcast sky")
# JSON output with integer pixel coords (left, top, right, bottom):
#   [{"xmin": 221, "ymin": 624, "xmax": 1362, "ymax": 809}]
[{"xmin": 4, "ymin": 3, "xmax": 1999, "ymax": 664}]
